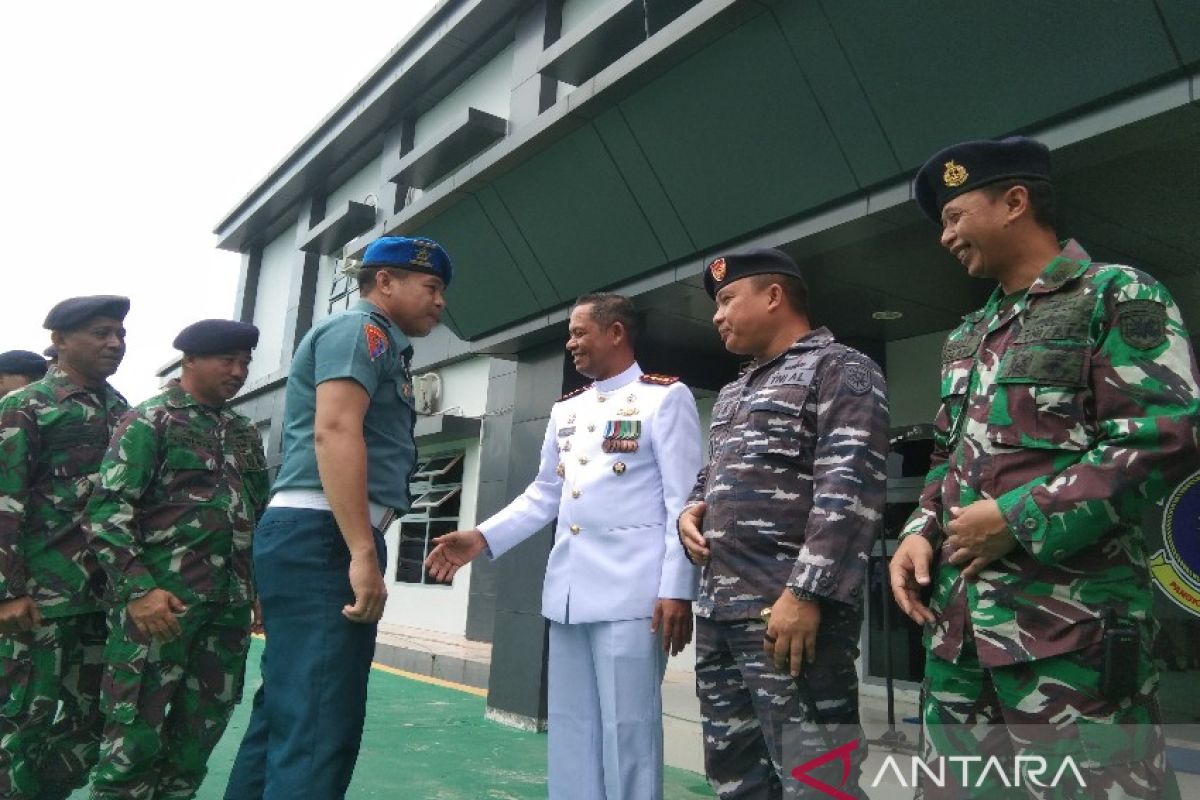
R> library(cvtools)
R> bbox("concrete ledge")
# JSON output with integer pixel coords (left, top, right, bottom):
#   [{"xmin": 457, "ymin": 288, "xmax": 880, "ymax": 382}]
[{"xmin": 373, "ymin": 623, "xmax": 492, "ymax": 689}]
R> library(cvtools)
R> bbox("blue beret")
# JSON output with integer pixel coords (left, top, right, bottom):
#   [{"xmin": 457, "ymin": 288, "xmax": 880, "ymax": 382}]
[
  {"xmin": 362, "ymin": 236, "xmax": 452, "ymax": 287},
  {"xmin": 914, "ymin": 136, "xmax": 1051, "ymax": 222},
  {"xmin": 0, "ymin": 350, "xmax": 49, "ymax": 378},
  {"xmin": 173, "ymin": 320, "xmax": 260, "ymax": 355},
  {"xmin": 704, "ymin": 247, "xmax": 806, "ymax": 299},
  {"xmin": 43, "ymin": 345, "xmax": 58, "ymax": 360},
  {"xmin": 43, "ymin": 295, "xmax": 130, "ymax": 331}
]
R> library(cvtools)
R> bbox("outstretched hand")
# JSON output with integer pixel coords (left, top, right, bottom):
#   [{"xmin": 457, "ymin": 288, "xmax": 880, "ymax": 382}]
[{"xmin": 425, "ymin": 529, "xmax": 488, "ymax": 583}]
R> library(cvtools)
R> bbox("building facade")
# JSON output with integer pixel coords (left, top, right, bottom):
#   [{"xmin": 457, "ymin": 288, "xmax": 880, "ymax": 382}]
[{"xmin": 213, "ymin": 0, "xmax": 1200, "ymax": 733}]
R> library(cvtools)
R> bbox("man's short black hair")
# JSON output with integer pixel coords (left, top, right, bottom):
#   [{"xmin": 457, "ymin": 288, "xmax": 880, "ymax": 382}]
[
  {"xmin": 574, "ymin": 293, "xmax": 638, "ymax": 346},
  {"xmin": 748, "ymin": 273, "xmax": 810, "ymax": 318},
  {"xmin": 982, "ymin": 178, "xmax": 1058, "ymax": 233},
  {"xmin": 357, "ymin": 266, "xmax": 407, "ymax": 294}
]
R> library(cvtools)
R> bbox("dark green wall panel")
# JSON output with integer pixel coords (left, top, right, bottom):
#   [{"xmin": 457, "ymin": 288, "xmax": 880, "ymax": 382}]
[
  {"xmin": 473, "ymin": 185, "xmax": 561, "ymax": 308},
  {"xmin": 592, "ymin": 107, "xmax": 697, "ymax": 261},
  {"xmin": 420, "ymin": 196, "xmax": 546, "ymax": 339},
  {"xmin": 766, "ymin": 0, "xmax": 901, "ymax": 186},
  {"xmin": 820, "ymin": 1, "xmax": 1180, "ymax": 168},
  {"xmin": 617, "ymin": 10, "xmax": 858, "ymax": 249},
  {"xmin": 492, "ymin": 124, "xmax": 668, "ymax": 300},
  {"xmin": 1157, "ymin": 0, "xmax": 1200, "ymax": 66}
]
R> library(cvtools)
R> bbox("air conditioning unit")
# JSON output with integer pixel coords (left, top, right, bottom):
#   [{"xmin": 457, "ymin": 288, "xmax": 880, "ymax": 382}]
[{"xmin": 413, "ymin": 372, "xmax": 441, "ymax": 415}]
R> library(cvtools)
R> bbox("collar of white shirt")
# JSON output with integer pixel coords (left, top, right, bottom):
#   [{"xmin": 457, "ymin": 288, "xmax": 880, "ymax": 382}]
[{"xmin": 594, "ymin": 362, "xmax": 643, "ymax": 395}]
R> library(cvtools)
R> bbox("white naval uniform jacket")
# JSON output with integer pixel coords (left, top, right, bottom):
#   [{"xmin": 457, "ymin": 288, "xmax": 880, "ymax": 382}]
[{"xmin": 479, "ymin": 363, "xmax": 702, "ymax": 624}]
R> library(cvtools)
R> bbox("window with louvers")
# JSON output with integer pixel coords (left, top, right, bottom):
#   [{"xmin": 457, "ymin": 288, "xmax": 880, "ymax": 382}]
[{"xmin": 395, "ymin": 452, "xmax": 465, "ymax": 585}]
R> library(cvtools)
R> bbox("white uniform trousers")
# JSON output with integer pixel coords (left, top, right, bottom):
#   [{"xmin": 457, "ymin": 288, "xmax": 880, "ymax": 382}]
[{"xmin": 547, "ymin": 618, "xmax": 668, "ymax": 800}]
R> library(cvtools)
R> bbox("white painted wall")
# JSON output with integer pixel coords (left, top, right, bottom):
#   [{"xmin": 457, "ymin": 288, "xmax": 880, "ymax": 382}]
[
  {"xmin": 885, "ymin": 329, "xmax": 950, "ymax": 427},
  {"xmin": 413, "ymin": 44, "xmax": 514, "ymax": 151},
  {"xmin": 422, "ymin": 356, "xmax": 491, "ymax": 417},
  {"xmin": 311, "ymin": 256, "xmax": 338, "ymax": 325},
  {"xmin": 561, "ymin": 0, "xmax": 612, "ymax": 37},
  {"xmin": 325, "ymin": 154, "xmax": 383, "ymax": 214},
  {"xmin": 247, "ymin": 222, "xmax": 301, "ymax": 386}
]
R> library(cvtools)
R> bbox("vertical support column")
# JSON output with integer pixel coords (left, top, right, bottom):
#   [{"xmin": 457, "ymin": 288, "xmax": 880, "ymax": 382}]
[
  {"xmin": 481, "ymin": 342, "xmax": 567, "ymax": 730},
  {"xmin": 233, "ymin": 249, "xmax": 261, "ymax": 324},
  {"xmin": 510, "ymin": 0, "xmax": 560, "ymax": 126},
  {"xmin": 383, "ymin": 118, "xmax": 418, "ymax": 216},
  {"xmin": 283, "ymin": 197, "xmax": 325, "ymax": 358}
]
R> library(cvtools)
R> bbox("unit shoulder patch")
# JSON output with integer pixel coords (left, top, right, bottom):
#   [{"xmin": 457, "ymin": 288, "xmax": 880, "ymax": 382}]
[
  {"xmin": 843, "ymin": 362, "xmax": 873, "ymax": 396},
  {"xmin": 639, "ymin": 374, "xmax": 680, "ymax": 386},
  {"xmin": 558, "ymin": 383, "xmax": 594, "ymax": 402},
  {"xmin": 1116, "ymin": 299, "xmax": 1167, "ymax": 350},
  {"xmin": 364, "ymin": 324, "xmax": 389, "ymax": 361}
]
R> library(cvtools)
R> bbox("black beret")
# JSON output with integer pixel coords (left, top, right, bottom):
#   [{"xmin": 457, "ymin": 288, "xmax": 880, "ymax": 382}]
[
  {"xmin": 42, "ymin": 345, "xmax": 57, "ymax": 360},
  {"xmin": 43, "ymin": 295, "xmax": 131, "ymax": 332},
  {"xmin": 0, "ymin": 350, "xmax": 49, "ymax": 378},
  {"xmin": 704, "ymin": 247, "xmax": 806, "ymax": 299},
  {"xmin": 914, "ymin": 136, "xmax": 1051, "ymax": 222},
  {"xmin": 173, "ymin": 320, "xmax": 260, "ymax": 355}
]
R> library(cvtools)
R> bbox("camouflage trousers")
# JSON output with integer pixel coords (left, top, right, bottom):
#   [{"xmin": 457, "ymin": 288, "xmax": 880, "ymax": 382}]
[
  {"xmin": 89, "ymin": 602, "xmax": 251, "ymax": 800},
  {"xmin": 921, "ymin": 626, "xmax": 1179, "ymax": 800},
  {"xmin": 695, "ymin": 603, "xmax": 867, "ymax": 800},
  {"xmin": 0, "ymin": 611, "xmax": 107, "ymax": 800}
]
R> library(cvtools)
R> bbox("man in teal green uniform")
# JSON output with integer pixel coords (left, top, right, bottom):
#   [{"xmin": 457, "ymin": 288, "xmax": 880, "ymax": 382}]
[{"xmin": 225, "ymin": 235, "xmax": 451, "ymax": 800}]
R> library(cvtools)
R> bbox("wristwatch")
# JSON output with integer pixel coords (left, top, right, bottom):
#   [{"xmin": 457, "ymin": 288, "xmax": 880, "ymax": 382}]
[{"xmin": 789, "ymin": 586, "xmax": 821, "ymax": 603}]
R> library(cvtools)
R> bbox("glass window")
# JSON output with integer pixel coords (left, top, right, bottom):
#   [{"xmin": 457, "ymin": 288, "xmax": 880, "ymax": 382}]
[{"xmin": 395, "ymin": 450, "xmax": 465, "ymax": 586}]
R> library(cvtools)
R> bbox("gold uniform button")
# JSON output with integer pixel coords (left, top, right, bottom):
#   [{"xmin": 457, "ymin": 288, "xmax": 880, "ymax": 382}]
[
  {"xmin": 597, "ymin": 396, "xmax": 607, "ymax": 403},
  {"xmin": 570, "ymin": 524, "xmax": 581, "ymax": 534},
  {"xmin": 579, "ymin": 456, "xmax": 589, "ymax": 465},
  {"xmin": 572, "ymin": 489, "xmax": 581, "ymax": 498}
]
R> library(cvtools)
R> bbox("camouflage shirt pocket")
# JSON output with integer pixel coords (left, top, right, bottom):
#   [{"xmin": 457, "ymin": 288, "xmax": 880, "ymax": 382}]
[
  {"xmin": 162, "ymin": 438, "xmax": 221, "ymax": 503},
  {"xmin": 989, "ymin": 343, "xmax": 1094, "ymax": 450},
  {"xmin": 742, "ymin": 389, "xmax": 809, "ymax": 460},
  {"xmin": 45, "ymin": 425, "xmax": 107, "ymax": 479}
]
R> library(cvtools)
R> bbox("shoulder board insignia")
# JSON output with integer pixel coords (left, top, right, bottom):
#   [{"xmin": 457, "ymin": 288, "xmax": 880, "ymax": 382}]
[
  {"xmin": 639, "ymin": 374, "xmax": 680, "ymax": 386},
  {"xmin": 368, "ymin": 311, "xmax": 392, "ymax": 328},
  {"xmin": 558, "ymin": 384, "xmax": 593, "ymax": 402}
]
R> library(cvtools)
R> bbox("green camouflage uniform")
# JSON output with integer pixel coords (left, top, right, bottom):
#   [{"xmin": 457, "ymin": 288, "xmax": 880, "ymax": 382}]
[
  {"xmin": 0, "ymin": 365, "xmax": 129, "ymax": 800},
  {"xmin": 85, "ymin": 379, "xmax": 268, "ymax": 800},
  {"xmin": 901, "ymin": 240, "xmax": 1200, "ymax": 798}
]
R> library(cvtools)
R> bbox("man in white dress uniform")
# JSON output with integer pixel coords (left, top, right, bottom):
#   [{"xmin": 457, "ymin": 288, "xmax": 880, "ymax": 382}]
[{"xmin": 426, "ymin": 292, "xmax": 702, "ymax": 800}]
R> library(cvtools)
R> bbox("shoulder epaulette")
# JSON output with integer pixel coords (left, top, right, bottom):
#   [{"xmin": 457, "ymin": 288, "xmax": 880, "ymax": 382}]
[
  {"xmin": 558, "ymin": 383, "xmax": 593, "ymax": 402},
  {"xmin": 639, "ymin": 373, "xmax": 680, "ymax": 386}
]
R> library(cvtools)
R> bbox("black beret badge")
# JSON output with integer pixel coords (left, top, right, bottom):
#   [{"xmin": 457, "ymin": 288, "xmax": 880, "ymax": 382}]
[
  {"xmin": 943, "ymin": 160, "xmax": 968, "ymax": 188},
  {"xmin": 710, "ymin": 258, "xmax": 727, "ymax": 283}
]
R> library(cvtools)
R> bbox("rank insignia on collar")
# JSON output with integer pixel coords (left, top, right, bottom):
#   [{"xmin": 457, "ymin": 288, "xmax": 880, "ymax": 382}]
[
  {"xmin": 943, "ymin": 160, "xmax": 968, "ymax": 188},
  {"xmin": 364, "ymin": 324, "xmax": 389, "ymax": 361}
]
